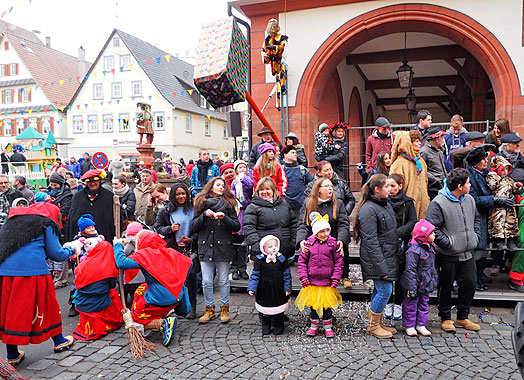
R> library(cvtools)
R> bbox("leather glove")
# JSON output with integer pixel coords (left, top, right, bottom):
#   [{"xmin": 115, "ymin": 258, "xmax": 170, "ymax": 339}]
[
  {"xmin": 300, "ymin": 277, "xmax": 310, "ymax": 288},
  {"xmin": 331, "ymin": 279, "xmax": 340, "ymax": 288},
  {"xmin": 494, "ymin": 197, "xmax": 515, "ymax": 208},
  {"xmin": 407, "ymin": 290, "xmax": 417, "ymax": 298},
  {"xmin": 516, "ymin": 182, "xmax": 523, "ymax": 188}
]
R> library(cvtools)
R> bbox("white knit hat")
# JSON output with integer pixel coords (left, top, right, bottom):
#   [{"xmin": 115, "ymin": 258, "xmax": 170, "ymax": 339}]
[
  {"xmin": 233, "ymin": 159, "xmax": 247, "ymax": 173},
  {"xmin": 310, "ymin": 212, "xmax": 331, "ymax": 236},
  {"xmin": 259, "ymin": 235, "xmax": 280, "ymax": 255}
]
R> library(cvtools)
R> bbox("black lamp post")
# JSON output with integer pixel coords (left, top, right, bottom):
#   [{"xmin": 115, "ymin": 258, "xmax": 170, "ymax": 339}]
[
  {"xmin": 396, "ymin": 32, "xmax": 414, "ymax": 89},
  {"xmin": 405, "ymin": 88, "xmax": 417, "ymax": 123}
]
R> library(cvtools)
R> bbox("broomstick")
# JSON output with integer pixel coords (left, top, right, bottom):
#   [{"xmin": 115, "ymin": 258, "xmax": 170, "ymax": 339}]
[{"xmin": 0, "ymin": 358, "xmax": 28, "ymax": 379}]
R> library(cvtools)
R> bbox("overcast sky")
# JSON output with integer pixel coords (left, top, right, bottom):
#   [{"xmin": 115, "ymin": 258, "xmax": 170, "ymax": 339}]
[{"xmin": 3, "ymin": 0, "xmax": 237, "ymax": 62}]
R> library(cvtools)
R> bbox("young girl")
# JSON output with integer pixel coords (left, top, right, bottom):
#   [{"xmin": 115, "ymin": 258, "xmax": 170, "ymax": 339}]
[
  {"xmin": 368, "ymin": 151, "xmax": 391, "ymax": 178},
  {"xmin": 247, "ymin": 235, "xmax": 292, "ymax": 335},
  {"xmin": 314, "ymin": 123, "xmax": 340, "ymax": 161},
  {"xmin": 295, "ymin": 212, "xmax": 343, "ymax": 338},
  {"xmin": 253, "ymin": 143, "xmax": 287, "ymax": 196},
  {"xmin": 486, "ymin": 156, "xmax": 523, "ymax": 250},
  {"xmin": 384, "ymin": 174, "xmax": 417, "ymax": 320},
  {"xmin": 401, "ymin": 219, "xmax": 439, "ymax": 337},
  {"xmin": 353, "ymin": 174, "xmax": 399, "ymax": 339}
]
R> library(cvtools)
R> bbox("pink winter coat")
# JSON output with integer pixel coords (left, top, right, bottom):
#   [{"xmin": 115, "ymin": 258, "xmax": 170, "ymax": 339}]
[
  {"xmin": 298, "ymin": 235, "xmax": 343, "ymax": 286},
  {"xmin": 366, "ymin": 128, "xmax": 394, "ymax": 169}
]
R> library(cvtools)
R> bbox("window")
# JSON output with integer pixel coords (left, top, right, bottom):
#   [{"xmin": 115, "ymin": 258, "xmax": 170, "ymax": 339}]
[
  {"xmin": 29, "ymin": 118, "xmax": 36, "ymax": 129},
  {"xmin": 153, "ymin": 112, "xmax": 164, "ymax": 131},
  {"xmin": 119, "ymin": 54, "xmax": 131, "ymax": 71},
  {"xmin": 4, "ymin": 121, "xmax": 11, "ymax": 136},
  {"xmin": 9, "ymin": 64, "xmax": 17, "ymax": 76},
  {"xmin": 185, "ymin": 116, "xmax": 192, "ymax": 133},
  {"xmin": 103, "ymin": 56, "xmax": 114, "ymax": 71},
  {"xmin": 0, "ymin": 66, "xmax": 5, "ymax": 76},
  {"xmin": 113, "ymin": 37, "xmax": 120, "ymax": 47},
  {"xmin": 93, "ymin": 84, "xmax": 103, "ymax": 100},
  {"xmin": 200, "ymin": 96, "xmax": 207, "ymax": 108},
  {"xmin": 111, "ymin": 82, "xmax": 122, "ymax": 99},
  {"xmin": 205, "ymin": 119, "xmax": 211, "ymax": 136},
  {"xmin": 16, "ymin": 119, "xmax": 24, "ymax": 135},
  {"xmin": 223, "ymin": 124, "xmax": 229, "ymax": 139},
  {"xmin": 103, "ymin": 114, "xmax": 113, "ymax": 133},
  {"xmin": 4, "ymin": 90, "xmax": 12, "ymax": 104},
  {"xmin": 20, "ymin": 88, "xmax": 29, "ymax": 103},
  {"xmin": 119, "ymin": 113, "xmax": 129, "ymax": 132},
  {"xmin": 87, "ymin": 115, "xmax": 98, "ymax": 133},
  {"xmin": 42, "ymin": 117, "xmax": 51, "ymax": 134},
  {"xmin": 131, "ymin": 81, "xmax": 141, "ymax": 97},
  {"xmin": 73, "ymin": 116, "xmax": 83, "ymax": 133}
]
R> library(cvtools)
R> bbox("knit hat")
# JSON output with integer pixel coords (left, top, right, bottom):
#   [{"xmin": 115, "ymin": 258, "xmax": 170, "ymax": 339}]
[
  {"xmin": 412, "ymin": 219, "xmax": 435, "ymax": 243},
  {"xmin": 34, "ymin": 191, "xmax": 48, "ymax": 202},
  {"xmin": 126, "ymin": 221, "xmax": 143, "ymax": 237},
  {"xmin": 80, "ymin": 169, "xmax": 106, "ymax": 182},
  {"xmin": 233, "ymin": 159, "xmax": 247, "ymax": 173},
  {"xmin": 49, "ymin": 172, "xmax": 65, "ymax": 185},
  {"xmin": 67, "ymin": 178, "xmax": 78, "ymax": 189},
  {"xmin": 259, "ymin": 234, "xmax": 280, "ymax": 255},
  {"xmin": 309, "ymin": 212, "xmax": 331, "ymax": 236},
  {"xmin": 318, "ymin": 123, "xmax": 330, "ymax": 133},
  {"xmin": 11, "ymin": 197, "xmax": 28, "ymax": 207},
  {"xmin": 220, "ymin": 163, "xmax": 234, "ymax": 175},
  {"xmin": 258, "ymin": 142, "xmax": 275, "ymax": 156},
  {"xmin": 465, "ymin": 147, "xmax": 487, "ymax": 166},
  {"xmin": 375, "ymin": 117, "xmax": 390, "ymax": 128},
  {"xmin": 78, "ymin": 214, "xmax": 95, "ymax": 232}
]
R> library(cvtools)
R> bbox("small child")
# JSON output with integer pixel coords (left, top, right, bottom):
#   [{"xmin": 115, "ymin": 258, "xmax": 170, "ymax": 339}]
[
  {"xmin": 401, "ymin": 219, "xmax": 438, "ymax": 337},
  {"xmin": 247, "ymin": 235, "xmax": 292, "ymax": 335},
  {"xmin": 123, "ymin": 221, "xmax": 145, "ymax": 308},
  {"xmin": 486, "ymin": 156, "xmax": 523, "ymax": 250},
  {"xmin": 314, "ymin": 123, "xmax": 340, "ymax": 161},
  {"xmin": 295, "ymin": 212, "xmax": 343, "ymax": 338}
]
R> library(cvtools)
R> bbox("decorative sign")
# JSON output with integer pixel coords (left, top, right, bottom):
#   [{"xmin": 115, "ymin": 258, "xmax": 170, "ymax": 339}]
[{"xmin": 92, "ymin": 151, "xmax": 109, "ymax": 169}]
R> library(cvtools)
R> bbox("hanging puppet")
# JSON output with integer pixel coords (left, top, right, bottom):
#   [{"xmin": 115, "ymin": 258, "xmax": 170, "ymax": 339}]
[{"xmin": 261, "ymin": 18, "xmax": 288, "ymax": 108}]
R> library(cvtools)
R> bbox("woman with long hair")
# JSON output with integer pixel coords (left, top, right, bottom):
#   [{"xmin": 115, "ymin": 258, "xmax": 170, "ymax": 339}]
[
  {"xmin": 191, "ymin": 177, "xmax": 240, "ymax": 324},
  {"xmin": 154, "ymin": 183, "xmax": 198, "ymax": 318},
  {"xmin": 252, "ymin": 143, "xmax": 287, "ymax": 196},
  {"xmin": 243, "ymin": 177, "xmax": 297, "ymax": 259},
  {"xmin": 486, "ymin": 118, "xmax": 511, "ymax": 149},
  {"xmin": 353, "ymin": 174, "xmax": 399, "ymax": 339},
  {"xmin": 368, "ymin": 151, "xmax": 391, "ymax": 177}
]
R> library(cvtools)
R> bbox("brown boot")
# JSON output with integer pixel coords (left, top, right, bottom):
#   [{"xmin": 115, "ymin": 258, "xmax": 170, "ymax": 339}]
[
  {"xmin": 380, "ymin": 317, "xmax": 397, "ymax": 334},
  {"xmin": 220, "ymin": 304, "xmax": 230, "ymax": 323},
  {"xmin": 455, "ymin": 319, "xmax": 480, "ymax": 331},
  {"xmin": 186, "ymin": 301, "xmax": 197, "ymax": 320},
  {"xmin": 199, "ymin": 305, "xmax": 215, "ymax": 324},
  {"xmin": 367, "ymin": 310, "xmax": 393, "ymax": 339}
]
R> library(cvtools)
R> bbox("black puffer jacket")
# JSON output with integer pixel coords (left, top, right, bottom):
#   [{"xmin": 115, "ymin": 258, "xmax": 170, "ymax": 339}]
[
  {"xmin": 296, "ymin": 197, "xmax": 350, "ymax": 246},
  {"xmin": 119, "ymin": 189, "xmax": 136, "ymax": 221},
  {"xmin": 388, "ymin": 190, "xmax": 417, "ymax": 261},
  {"xmin": 243, "ymin": 196, "xmax": 297, "ymax": 258},
  {"xmin": 304, "ymin": 174, "xmax": 355, "ymax": 216},
  {"xmin": 191, "ymin": 198, "xmax": 240, "ymax": 262},
  {"xmin": 357, "ymin": 196, "xmax": 399, "ymax": 281}
]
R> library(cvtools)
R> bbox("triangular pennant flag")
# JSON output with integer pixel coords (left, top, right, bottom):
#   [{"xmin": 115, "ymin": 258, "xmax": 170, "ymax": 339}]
[
  {"xmin": 100, "ymin": 102, "xmax": 104, "ymax": 106},
  {"xmin": 85, "ymin": 74, "xmax": 89, "ymax": 79},
  {"xmin": 200, "ymin": 115, "xmax": 204, "ymax": 119},
  {"xmin": 156, "ymin": 94, "xmax": 160, "ymax": 99},
  {"xmin": 68, "ymin": 78, "xmax": 72, "ymax": 83},
  {"xmin": 77, "ymin": 105, "xmax": 80, "ymax": 109},
  {"xmin": 108, "ymin": 100, "xmax": 112, "ymax": 105},
  {"xmin": 20, "ymin": 111, "xmax": 24, "ymax": 115},
  {"xmin": 92, "ymin": 103, "xmax": 95, "ymax": 108},
  {"xmin": 60, "ymin": 106, "xmax": 65, "ymax": 112},
  {"xmin": 155, "ymin": 57, "xmax": 161, "ymax": 64},
  {"xmin": 27, "ymin": 88, "xmax": 31, "ymax": 93},
  {"xmin": 206, "ymin": 115, "xmax": 211, "ymax": 119},
  {"xmin": 23, "ymin": 121, "xmax": 27, "ymax": 126},
  {"xmin": 129, "ymin": 64, "xmax": 133, "ymax": 70},
  {"xmin": 165, "ymin": 55, "xmax": 171, "ymax": 63},
  {"xmin": 138, "ymin": 62, "xmax": 142, "ymax": 67},
  {"xmin": 119, "ymin": 66, "xmax": 124, "ymax": 72},
  {"xmin": 44, "ymin": 107, "xmax": 49, "ymax": 112},
  {"xmin": 172, "ymin": 92, "xmax": 176, "ymax": 97},
  {"xmin": 102, "ymin": 71, "xmax": 107, "ymax": 76},
  {"xmin": 50, "ymin": 82, "xmax": 55, "ymax": 86},
  {"xmin": 68, "ymin": 105, "xmax": 71, "ymax": 110},
  {"xmin": 181, "ymin": 116, "xmax": 185, "ymax": 120},
  {"xmin": 146, "ymin": 59, "xmax": 152, "ymax": 65},
  {"xmin": 59, "ymin": 80, "xmax": 64, "ymax": 86},
  {"xmin": 174, "ymin": 116, "xmax": 177, "ymax": 120},
  {"xmin": 84, "ymin": 104, "xmax": 88, "ymax": 108},
  {"xmin": 35, "ymin": 85, "xmax": 39, "ymax": 90},
  {"xmin": 76, "ymin": 76, "xmax": 80, "ymax": 82},
  {"xmin": 116, "ymin": 100, "xmax": 120, "ymax": 104},
  {"xmin": 28, "ymin": 110, "xmax": 32, "ymax": 114},
  {"xmin": 188, "ymin": 90, "xmax": 193, "ymax": 95},
  {"xmin": 148, "ymin": 96, "xmax": 152, "ymax": 100},
  {"xmin": 93, "ymin": 72, "xmax": 97, "ymax": 77},
  {"xmin": 111, "ymin": 68, "xmax": 115, "ymax": 74},
  {"xmin": 181, "ymin": 91, "xmax": 185, "ymax": 96},
  {"xmin": 164, "ymin": 93, "xmax": 169, "ymax": 97},
  {"xmin": 168, "ymin": 117, "xmax": 171, "ymax": 120}
]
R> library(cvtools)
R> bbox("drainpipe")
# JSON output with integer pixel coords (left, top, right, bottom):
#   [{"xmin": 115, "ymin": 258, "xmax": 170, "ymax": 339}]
[{"xmin": 228, "ymin": 4, "xmax": 252, "ymax": 151}]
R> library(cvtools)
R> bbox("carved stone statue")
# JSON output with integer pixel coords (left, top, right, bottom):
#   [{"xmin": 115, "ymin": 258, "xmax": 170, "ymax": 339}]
[{"xmin": 136, "ymin": 102, "xmax": 154, "ymax": 145}]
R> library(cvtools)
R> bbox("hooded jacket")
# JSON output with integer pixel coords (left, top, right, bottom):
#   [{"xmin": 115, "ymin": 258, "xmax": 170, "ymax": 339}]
[
  {"xmin": 108, "ymin": 159, "xmax": 125, "ymax": 177},
  {"xmin": 366, "ymin": 128, "xmax": 394, "ymax": 169},
  {"xmin": 298, "ymin": 235, "xmax": 343, "ymax": 286},
  {"xmin": 401, "ymin": 240, "xmax": 439, "ymax": 294},
  {"xmin": 420, "ymin": 141, "xmax": 447, "ymax": 193},
  {"xmin": 466, "ymin": 165, "xmax": 494, "ymax": 249},
  {"xmin": 444, "ymin": 127, "xmax": 468, "ymax": 153},
  {"xmin": 390, "ymin": 131, "xmax": 430, "ymax": 219}
]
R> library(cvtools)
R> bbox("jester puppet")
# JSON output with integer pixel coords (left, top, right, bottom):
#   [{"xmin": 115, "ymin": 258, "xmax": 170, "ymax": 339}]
[
  {"xmin": 114, "ymin": 230, "xmax": 192, "ymax": 346},
  {"xmin": 261, "ymin": 18, "xmax": 288, "ymax": 108}
]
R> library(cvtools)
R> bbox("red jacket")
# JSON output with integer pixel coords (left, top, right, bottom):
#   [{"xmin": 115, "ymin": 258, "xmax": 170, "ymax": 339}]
[
  {"xmin": 366, "ymin": 128, "xmax": 394, "ymax": 169},
  {"xmin": 252, "ymin": 163, "xmax": 287, "ymax": 196}
]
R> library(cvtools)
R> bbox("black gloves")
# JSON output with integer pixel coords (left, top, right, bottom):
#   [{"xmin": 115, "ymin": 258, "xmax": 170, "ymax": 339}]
[{"xmin": 494, "ymin": 197, "xmax": 515, "ymax": 208}]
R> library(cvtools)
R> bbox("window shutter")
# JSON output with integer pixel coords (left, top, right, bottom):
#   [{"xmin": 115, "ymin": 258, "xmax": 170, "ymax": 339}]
[
  {"xmin": 12, "ymin": 120, "xmax": 17, "ymax": 136},
  {"xmin": 1, "ymin": 91, "xmax": 5, "ymax": 104},
  {"xmin": 18, "ymin": 89, "xmax": 21, "ymax": 102},
  {"xmin": 36, "ymin": 117, "xmax": 42, "ymax": 133},
  {"xmin": 15, "ymin": 64, "xmax": 18, "ymax": 75},
  {"xmin": 0, "ymin": 121, "xmax": 3, "ymax": 136},
  {"xmin": 5, "ymin": 65, "xmax": 9, "ymax": 76},
  {"xmin": 11, "ymin": 90, "xmax": 14, "ymax": 102},
  {"xmin": 50, "ymin": 117, "xmax": 54, "ymax": 133},
  {"xmin": 23, "ymin": 118, "xmax": 28, "ymax": 131},
  {"xmin": 28, "ymin": 88, "xmax": 31, "ymax": 102},
  {"xmin": 3, "ymin": 42, "xmax": 7, "ymax": 51}
]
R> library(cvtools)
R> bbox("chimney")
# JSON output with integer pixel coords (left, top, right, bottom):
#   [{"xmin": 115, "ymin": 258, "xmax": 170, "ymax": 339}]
[
  {"xmin": 78, "ymin": 46, "xmax": 86, "ymax": 78},
  {"xmin": 45, "ymin": 36, "xmax": 51, "ymax": 48}
]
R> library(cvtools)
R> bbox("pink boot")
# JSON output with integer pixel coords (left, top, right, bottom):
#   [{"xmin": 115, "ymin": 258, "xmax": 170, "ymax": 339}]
[
  {"xmin": 324, "ymin": 319, "xmax": 335, "ymax": 338},
  {"xmin": 306, "ymin": 319, "xmax": 320, "ymax": 336}
]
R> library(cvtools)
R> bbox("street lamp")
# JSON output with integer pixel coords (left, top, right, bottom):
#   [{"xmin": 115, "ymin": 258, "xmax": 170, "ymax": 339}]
[
  {"xmin": 405, "ymin": 88, "xmax": 417, "ymax": 111},
  {"xmin": 396, "ymin": 32, "xmax": 414, "ymax": 89}
]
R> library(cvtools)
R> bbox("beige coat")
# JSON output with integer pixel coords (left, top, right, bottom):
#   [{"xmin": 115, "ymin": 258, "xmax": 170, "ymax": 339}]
[
  {"xmin": 390, "ymin": 131, "xmax": 430, "ymax": 219},
  {"xmin": 133, "ymin": 182, "xmax": 153, "ymax": 220}
]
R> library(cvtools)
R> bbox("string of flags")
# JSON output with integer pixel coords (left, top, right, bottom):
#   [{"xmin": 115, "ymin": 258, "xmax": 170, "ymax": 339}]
[{"xmin": 0, "ymin": 0, "xmax": 31, "ymax": 19}]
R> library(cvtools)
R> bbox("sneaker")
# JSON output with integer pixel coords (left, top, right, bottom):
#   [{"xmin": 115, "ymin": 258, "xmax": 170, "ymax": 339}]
[
  {"xmin": 384, "ymin": 304, "xmax": 393, "ymax": 319},
  {"xmin": 441, "ymin": 320, "xmax": 456, "ymax": 333},
  {"xmin": 231, "ymin": 271, "xmax": 239, "ymax": 281},
  {"xmin": 405, "ymin": 327, "xmax": 417, "ymax": 336},
  {"xmin": 416, "ymin": 325, "xmax": 432, "ymax": 336},
  {"xmin": 455, "ymin": 319, "xmax": 480, "ymax": 331},
  {"xmin": 509, "ymin": 282, "xmax": 524, "ymax": 293},
  {"xmin": 161, "ymin": 317, "xmax": 177, "ymax": 346},
  {"xmin": 239, "ymin": 271, "xmax": 249, "ymax": 280},
  {"xmin": 392, "ymin": 304, "xmax": 402, "ymax": 320}
]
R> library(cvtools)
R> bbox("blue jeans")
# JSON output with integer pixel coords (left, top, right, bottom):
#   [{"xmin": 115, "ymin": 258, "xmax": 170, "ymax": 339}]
[
  {"xmin": 370, "ymin": 279, "xmax": 393, "ymax": 314},
  {"xmin": 200, "ymin": 261, "xmax": 230, "ymax": 307}
]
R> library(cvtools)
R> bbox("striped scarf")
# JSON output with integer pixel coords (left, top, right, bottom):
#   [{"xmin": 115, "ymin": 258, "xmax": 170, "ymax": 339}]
[{"xmin": 400, "ymin": 153, "xmax": 423, "ymax": 175}]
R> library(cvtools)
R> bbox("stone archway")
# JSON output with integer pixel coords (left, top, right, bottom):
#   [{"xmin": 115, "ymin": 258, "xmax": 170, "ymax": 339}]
[{"xmin": 347, "ymin": 87, "xmax": 362, "ymax": 184}]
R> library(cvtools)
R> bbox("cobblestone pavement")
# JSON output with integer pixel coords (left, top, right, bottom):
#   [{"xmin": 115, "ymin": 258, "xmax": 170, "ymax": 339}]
[{"xmin": 18, "ymin": 293, "xmax": 520, "ymax": 380}]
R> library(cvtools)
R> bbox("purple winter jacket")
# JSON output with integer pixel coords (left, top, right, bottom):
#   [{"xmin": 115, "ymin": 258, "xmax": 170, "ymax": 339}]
[
  {"xmin": 231, "ymin": 172, "xmax": 254, "ymax": 235},
  {"xmin": 298, "ymin": 235, "xmax": 343, "ymax": 286},
  {"xmin": 400, "ymin": 240, "xmax": 439, "ymax": 294}
]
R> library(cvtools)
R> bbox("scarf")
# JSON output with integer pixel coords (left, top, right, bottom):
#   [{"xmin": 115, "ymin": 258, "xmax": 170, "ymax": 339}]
[
  {"xmin": 318, "ymin": 196, "xmax": 331, "ymax": 204},
  {"xmin": 0, "ymin": 191, "xmax": 8, "ymax": 216},
  {"xmin": 438, "ymin": 183, "xmax": 464, "ymax": 203},
  {"xmin": 500, "ymin": 146, "xmax": 519, "ymax": 166},
  {"xmin": 47, "ymin": 185, "xmax": 63, "ymax": 198},
  {"xmin": 197, "ymin": 159, "xmax": 213, "ymax": 187},
  {"xmin": 400, "ymin": 153, "xmax": 424, "ymax": 175},
  {"xmin": 114, "ymin": 184, "xmax": 130, "ymax": 198},
  {"xmin": 265, "ymin": 252, "xmax": 277, "ymax": 263},
  {"xmin": 234, "ymin": 176, "xmax": 245, "ymax": 204}
]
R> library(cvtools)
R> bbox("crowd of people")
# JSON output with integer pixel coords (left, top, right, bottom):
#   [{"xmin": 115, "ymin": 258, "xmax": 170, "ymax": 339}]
[{"xmin": 0, "ymin": 111, "xmax": 523, "ymax": 365}]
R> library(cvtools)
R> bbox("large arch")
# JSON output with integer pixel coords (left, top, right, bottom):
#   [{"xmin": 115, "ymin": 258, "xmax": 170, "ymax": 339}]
[
  {"xmin": 347, "ymin": 86, "xmax": 363, "ymax": 184},
  {"xmin": 295, "ymin": 4, "xmax": 522, "ymax": 152}
]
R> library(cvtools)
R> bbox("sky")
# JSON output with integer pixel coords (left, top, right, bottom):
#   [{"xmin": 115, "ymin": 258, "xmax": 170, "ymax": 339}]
[{"xmin": 2, "ymin": 0, "xmax": 239, "ymax": 62}]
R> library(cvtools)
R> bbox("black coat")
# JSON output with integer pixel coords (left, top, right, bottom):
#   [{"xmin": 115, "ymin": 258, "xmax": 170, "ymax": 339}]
[
  {"xmin": 304, "ymin": 174, "xmax": 356, "ymax": 217},
  {"xmin": 119, "ymin": 189, "xmax": 136, "ymax": 221},
  {"xmin": 80, "ymin": 158, "xmax": 94, "ymax": 175},
  {"xmin": 296, "ymin": 196, "xmax": 350, "ymax": 246},
  {"xmin": 50, "ymin": 184, "xmax": 72, "ymax": 217},
  {"xmin": 357, "ymin": 196, "xmax": 399, "ymax": 281},
  {"xmin": 243, "ymin": 196, "xmax": 297, "ymax": 258},
  {"xmin": 191, "ymin": 198, "xmax": 240, "ymax": 262},
  {"xmin": 4, "ymin": 188, "xmax": 24, "ymax": 206},
  {"xmin": 66, "ymin": 186, "xmax": 115, "ymax": 241},
  {"xmin": 317, "ymin": 141, "xmax": 348, "ymax": 180},
  {"xmin": 388, "ymin": 191, "xmax": 417, "ymax": 260}
]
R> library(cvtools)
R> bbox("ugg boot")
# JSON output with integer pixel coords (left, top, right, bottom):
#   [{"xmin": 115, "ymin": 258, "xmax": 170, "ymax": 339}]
[
  {"xmin": 199, "ymin": 306, "xmax": 215, "ymax": 324},
  {"xmin": 306, "ymin": 319, "xmax": 320, "ymax": 336},
  {"xmin": 324, "ymin": 319, "xmax": 335, "ymax": 338},
  {"xmin": 380, "ymin": 317, "xmax": 397, "ymax": 334},
  {"xmin": 220, "ymin": 304, "xmax": 230, "ymax": 323},
  {"xmin": 186, "ymin": 301, "xmax": 197, "ymax": 320},
  {"xmin": 272, "ymin": 314, "xmax": 285, "ymax": 335},
  {"xmin": 259, "ymin": 313, "xmax": 272, "ymax": 335},
  {"xmin": 367, "ymin": 310, "xmax": 393, "ymax": 339}
]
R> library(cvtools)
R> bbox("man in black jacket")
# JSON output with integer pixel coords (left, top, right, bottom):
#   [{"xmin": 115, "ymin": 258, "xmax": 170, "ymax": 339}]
[{"xmin": 420, "ymin": 127, "xmax": 448, "ymax": 200}]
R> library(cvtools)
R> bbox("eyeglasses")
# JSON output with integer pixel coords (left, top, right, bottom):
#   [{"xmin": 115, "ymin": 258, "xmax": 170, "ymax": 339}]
[{"xmin": 321, "ymin": 184, "xmax": 333, "ymax": 189}]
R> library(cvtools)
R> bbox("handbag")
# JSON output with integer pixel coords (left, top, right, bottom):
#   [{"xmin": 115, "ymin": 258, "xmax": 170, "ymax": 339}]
[{"xmin": 182, "ymin": 242, "xmax": 201, "ymax": 274}]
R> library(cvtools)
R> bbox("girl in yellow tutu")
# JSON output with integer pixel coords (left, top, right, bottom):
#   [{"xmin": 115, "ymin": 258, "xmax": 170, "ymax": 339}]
[{"xmin": 295, "ymin": 212, "xmax": 343, "ymax": 338}]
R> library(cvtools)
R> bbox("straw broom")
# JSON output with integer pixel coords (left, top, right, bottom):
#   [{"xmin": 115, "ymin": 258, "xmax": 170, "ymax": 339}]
[
  {"xmin": 114, "ymin": 195, "xmax": 157, "ymax": 358},
  {"xmin": 0, "ymin": 358, "xmax": 28, "ymax": 379}
]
